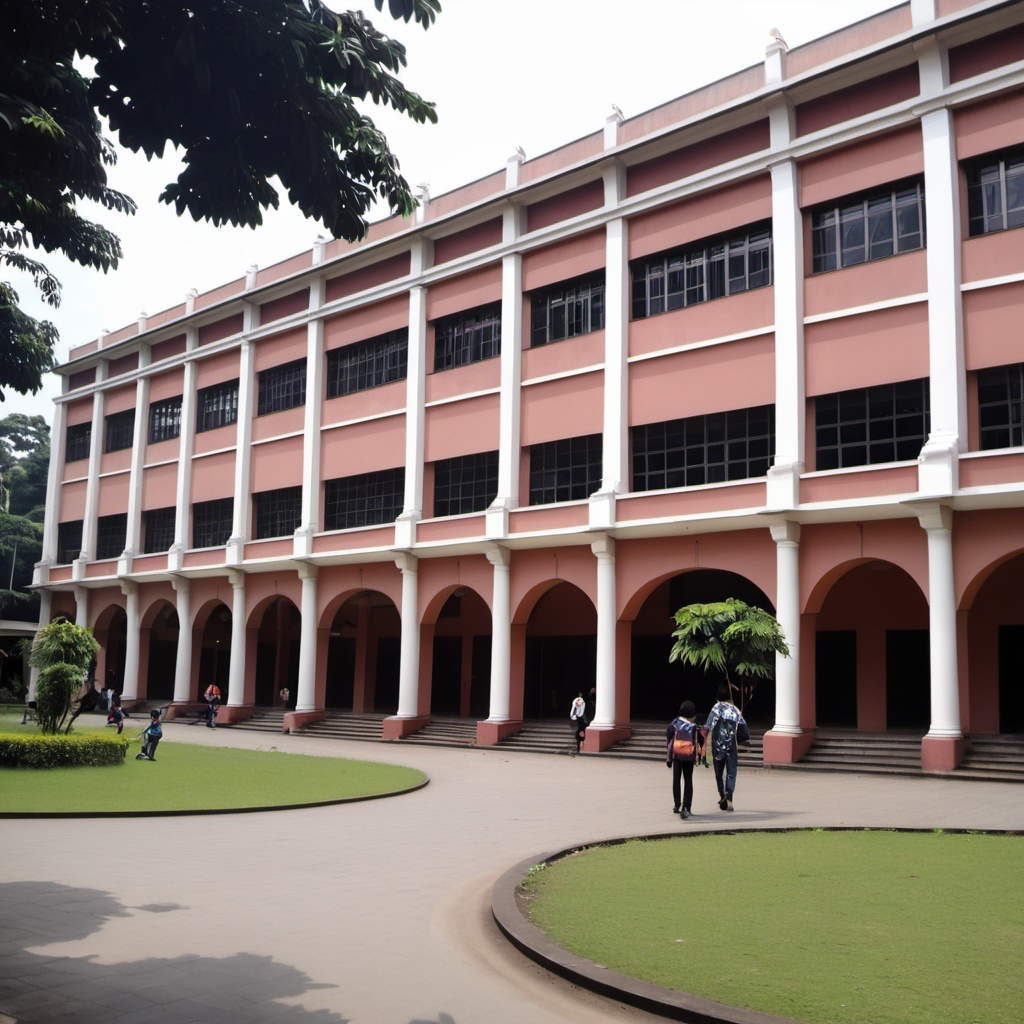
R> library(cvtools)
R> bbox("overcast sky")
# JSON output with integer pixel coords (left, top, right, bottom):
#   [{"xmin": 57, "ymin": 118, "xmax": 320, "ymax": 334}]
[{"xmin": 6, "ymin": 0, "xmax": 900, "ymax": 425}]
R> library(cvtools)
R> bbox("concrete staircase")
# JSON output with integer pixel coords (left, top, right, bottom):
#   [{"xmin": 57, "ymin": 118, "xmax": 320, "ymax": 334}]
[
  {"xmin": 395, "ymin": 717, "xmax": 478, "ymax": 747},
  {"xmin": 785, "ymin": 730, "xmax": 925, "ymax": 778},
  {"xmin": 229, "ymin": 708, "xmax": 286, "ymax": 733},
  {"xmin": 301, "ymin": 713, "xmax": 388, "ymax": 742},
  {"xmin": 498, "ymin": 720, "xmax": 582, "ymax": 756},
  {"xmin": 956, "ymin": 734, "xmax": 1024, "ymax": 784}
]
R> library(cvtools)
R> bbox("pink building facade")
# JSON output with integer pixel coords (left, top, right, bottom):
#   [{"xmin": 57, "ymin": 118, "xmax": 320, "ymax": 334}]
[{"xmin": 36, "ymin": 0, "xmax": 1024, "ymax": 771}]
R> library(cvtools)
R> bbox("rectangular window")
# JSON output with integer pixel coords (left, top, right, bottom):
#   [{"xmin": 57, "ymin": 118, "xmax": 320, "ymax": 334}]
[
  {"xmin": 96, "ymin": 513, "xmax": 127, "ymax": 560},
  {"xmin": 104, "ymin": 410, "xmax": 135, "ymax": 453},
  {"xmin": 811, "ymin": 179, "xmax": 925, "ymax": 273},
  {"xmin": 433, "ymin": 451, "xmax": 499, "ymax": 517},
  {"xmin": 143, "ymin": 507, "xmax": 176, "ymax": 554},
  {"xmin": 196, "ymin": 379, "xmax": 239, "ymax": 433},
  {"xmin": 65, "ymin": 423, "xmax": 92, "ymax": 463},
  {"xmin": 257, "ymin": 358, "xmax": 307, "ymax": 415},
  {"xmin": 631, "ymin": 223, "xmax": 772, "ymax": 319},
  {"xmin": 324, "ymin": 468, "xmax": 405, "ymax": 531},
  {"xmin": 529, "ymin": 434, "xmax": 603, "ymax": 505},
  {"xmin": 632, "ymin": 405, "xmax": 775, "ymax": 491},
  {"xmin": 326, "ymin": 329, "xmax": 408, "ymax": 398},
  {"xmin": 815, "ymin": 379, "xmax": 930, "ymax": 471},
  {"xmin": 192, "ymin": 497, "xmax": 234, "ymax": 548},
  {"xmin": 978, "ymin": 363, "xmax": 1024, "ymax": 450},
  {"xmin": 57, "ymin": 520, "xmax": 83, "ymax": 564},
  {"xmin": 530, "ymin": 272, "xmax": 605, "ymax": 347},
  {"xmin": 434, "ymin": 305, "xmax": 501, "ymax": 371},
  {"xmin": 253, "ymin": 486, "xmax": 303, "ymax": 539},
  {"xmin": 967, "ymin": 144, "xmax": 1024, "ymax": 236},
  {"xmin": 148, "ymin": 396, "xmax": 182, "ymax": 444}
]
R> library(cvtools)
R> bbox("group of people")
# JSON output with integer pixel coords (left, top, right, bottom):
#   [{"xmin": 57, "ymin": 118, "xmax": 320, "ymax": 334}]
[{"xmin": 666, "ymin": 683, "xmax": 749, "ymax": 819}]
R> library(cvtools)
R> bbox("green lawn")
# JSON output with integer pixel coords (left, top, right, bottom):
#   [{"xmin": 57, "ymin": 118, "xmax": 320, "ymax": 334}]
[
  {"xmin": 525, "ymin": 830, "xmax": 1024, "ymax": 1024},
  {"xmin": 0, "ymin": 714, "xmax": 426, "ymax": 814}
]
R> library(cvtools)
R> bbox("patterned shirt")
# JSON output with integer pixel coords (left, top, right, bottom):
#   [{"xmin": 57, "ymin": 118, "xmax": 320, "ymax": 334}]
[{"xmin": 705, "ymin": 701, "xmax": 746, "ymax": 759}]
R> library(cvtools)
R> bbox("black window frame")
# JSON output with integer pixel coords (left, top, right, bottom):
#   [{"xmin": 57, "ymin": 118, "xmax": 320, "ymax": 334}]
[
  {"xmin": 528, "ymin": 434, "xmax": 603, "ymax": 505},
  {"xmin": 257, "ymin": 358, "xmax": 307, "ymax": 416},
  {"xmin": 192, "ymin": 497, "xmax": 234, "ymax": 549},
  {"xmin": 433, "ymin": 451, "xmax": 499, "ymax": 517},
  {"xmin": 632, "ymin": 405, "xmax": 776, "ymax": 491},
  {"xmin": 148, "ymin": 396, "xmax": 182, "ymax": 444},
  {"xmin": 811, "ymin": 178, "xmax": 926, "ymax": 273},
  {"xmin": 967, "ymin": 144, "xmax": 1024, "ymax": 237},
  {"xmin": 253, "ymin": 486, "xmax": 303, "ymax": 539},
  {"xmin": 631, "ymin": 222, "xmax": 772, "ymax": 320},
  {"xmin": 815, "ymin": 379, "xmax": 930, "ymax": 471},
  {"xmin": 433, "ymin": 304, "xmax": 502, "ymax": 371},
  {"xmin": 323, "ymin": 468, "xmax": 405, "ymax": 531},
  {"xmin": 96, "ymin": 513, "xmax": 127, "ymax": 560},
  {"xmin": 196, "ymin": 379, "xmax": 239, "ymax": 433},
  {"xmin": 143, "ymin": 507, "xmax": 176, "ymax": 554},
  {"xmin": 57, "ymin": 520, "xmax": 83, "ymax": 564},
  {"xmin": 977, "ymin": 363, "xmax": 1024, "ymax": 450},
  {"xmin": 104, "ymin": 410, "xmax": 135, "ymax": 453},
  {"xmin": 530, "ymin": 272, "xmax": 605, "ymax": 347},
  {"xmin": 326, "ymin": 329, "xmax": 408, "ymax": 399},
  {"xmin": 65, "ymin": 423, "xmax": 92, "ymax": 463}
]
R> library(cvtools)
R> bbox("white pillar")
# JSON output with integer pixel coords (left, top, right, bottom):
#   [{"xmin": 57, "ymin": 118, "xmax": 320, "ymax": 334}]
[
  {"xmin": 226, "ymin": 569, "xmax": 246, "ymax": 707},
  {"xmin": 396, "ymin": 274, "xmax": 427, "ymax": 548},
  {"xmin": 74, "ymin": 586, "xmax": 89, "ymax": 628},
  {"xmin": 227, "ymin": 340, "xmax": 255, "ymax": 563},
  {"xmin": 170, "ymin": 348, "xmax": 198, "ymax": 571},
  {"xmin": 769, "ymin": 521, "xmax": 802, "ymax": 734},
  {"xmin": 395, "ymin": 553, "xmax": 420, "ymax": 718},
  {"xmin": 120, "ymin": 580, "xmax": 140, "ymax": 700},
  {"xmin": 171, "ymin": 576, "xmax": 192, "ymax": 703},
  {"xmin": 486, "ymin": 545, "xmax": 511, "ymax": 722},
  {"xmin": 122, "ymin": 366, "xmax": 150, "ymax": 565},
  {"xmin": 295, "ymin": 278, "xmax": 325, "ymax": 557},
  {"xmin": 40, "ymin": 402, "xmax": 67, "ymax": 566},
  {"xmin": 78, "ymin": 387, "xmax": 106, "ymax": 564},
  {"xmin": 590, "ymin": 536, "xmax": 617, "ymax": 730},
  {"xmin": 917, "ymin": 504, "xmax": 962, "ymax": 738},
  {"xmin": 295, "ymin": 564, "xmax": 319, "ymax": 712}
]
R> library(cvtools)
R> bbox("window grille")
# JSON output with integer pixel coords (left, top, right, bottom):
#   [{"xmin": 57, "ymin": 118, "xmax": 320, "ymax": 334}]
[
  {"xmin": 434, "ymin": 305, "xmax": 501, "ymax": 370},
  {"xmin": 148, "ymin": 396, "xmax": 182, "ymax": 444},
  {"xmin": 978, "ymin": 363, "xmax": 1024, "ymax": 450},
  {"xmin": 967, "ymin": 145, "xmax": 1024, "ymax": 236},
  {"xmin": 257, "ymin": 359, "xmax": 307, "ymax": 415},
  {"xmin": 433, "ymin": 451, "xmax": 499, "ymax": 516},
  {"xmin": 143, "ymin": 507, "xmax": 176, "ymax": 554},
  {"xmin": 196, "ymin": 380, "xmax": 239, "ymax": 432},
  {"xmin": 65, "ymin": 423, "xmax": 92, "ymax": 463},
  {"xmin": 96, "ymin": 513, "xmax": 127, "ymax": 560},
  {"xmin": 326, "ymin": 329, "xmax": 408, "ymax": 398},
  {"xmin": 57, "ymin": 521, "xmax": 83, "ymax": 563},
  {"xmin": 531, "ymin": 273, "xmax": 605, "ymax": 347},
  {"xmin": 528, "ymin": 434, "xmax": 603, "ymax": 505},
  {"xmin": 324, "ymin": 468, "xmax": 405, "ymax": 530},
  {"xmin": 253, "ymin": 486, "xmax": 303, "ymax": 539},
  {"xmin": 192, "ymin": 497, "xmax": 234, "ymax": 548}
]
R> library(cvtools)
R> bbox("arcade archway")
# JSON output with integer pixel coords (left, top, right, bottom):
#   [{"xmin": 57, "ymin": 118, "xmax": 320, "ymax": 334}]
[{"xmin": 323, "ymin": 591, "xmax": 400, "ymax": 713}]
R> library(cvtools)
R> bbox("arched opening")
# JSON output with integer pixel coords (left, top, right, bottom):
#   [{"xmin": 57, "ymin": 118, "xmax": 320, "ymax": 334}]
[
  {"xmin": 429, "ymin": 586, "xmax": 491, "ymax": 718},
  {"xmin": 253, "ymin": 597, "xmax": 300, "ymax": 707},
  {"xmin": 631, "ymin": 569, "xmax": 776, "ymax": 725},
  {"xmin": 144, "ymin": 602, "xmax": 179, "ymax": 701},
  {"xmin": 197, "ymin": 602, "xmax": 231, "ymax": 701},
  {"xmin": 93, "ymin": 605, "xmax": 127, "ymax": 694},
  {"xmin": 323, "ymin": 591, "xmax": 401, "ymax": 713},
  {"xmin": 523, "ymin": 582, "xmax": 596, "ymax": 720}
]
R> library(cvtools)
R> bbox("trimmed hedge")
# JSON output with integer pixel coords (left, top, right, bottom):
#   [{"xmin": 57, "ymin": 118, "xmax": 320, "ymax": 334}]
[{"xmin": 0, "ymin": 733, "xmax": 130, "ymax": 768}]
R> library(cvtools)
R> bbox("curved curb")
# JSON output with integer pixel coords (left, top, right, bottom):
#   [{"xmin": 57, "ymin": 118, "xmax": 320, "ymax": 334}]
[
  {"xmin": 0, "ymin": 776, "xmax": 428, "ymax": 819},
  {"xmin": 491, "ymin": 827, "xmax": 1019, "ymax": 1024}
]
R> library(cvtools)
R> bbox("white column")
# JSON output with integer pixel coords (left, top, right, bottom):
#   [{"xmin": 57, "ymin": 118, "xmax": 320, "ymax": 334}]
[
  {"xmin": 295, "ymin": 278, "xmax": 325, "ymax": 557},
  {"xmin": 171, "ymin": 576, "xmax": 192, "ymax": 703},
  {"xmin": 769, "ymin": 521, "xmax": 802, "ymax": 734},
  {"xmin": 917, "ymin": 504, "xmax": 962, "ymax": 738},
  {"xmin": 396, "ymin": 271, "xmax": 427, "ymax": 548},
  {"xmin": 227, "ymin": 340, "xmax": 255, "ymax": 563},
  {"xmin": 169, "ymin": 346, "xmax": 198, "ymax": 571},
  {"xmin": 295, "ymin": 563, "xmax": 319, "ymax": 712},
  {"xmin": 226, "ymin": 569, "xmax": 247, "ymax": 707},
  {"xmin": 486, "ymin": 545, "xmax": 511, "ymax": 722},
  {"xmin": 27, "ymin": 589, "xmax": 52, "ymax": 699},
  {"xmin": 122, "ymin": 367, "xmax": 150, "ymax": 567},
  {"xmin": 74, "ymin": 586, "xmax": 89, "ymax": 627},
  {"xmin": 120, "ymin": 580, "xmax": 140, "ymax": 700},
  {"xmin": 78, "ymin": 386, "xmax": 106, "ymax": 565},
  {"xmin": 395, "ymin": 552, "xmax": 420, "ymax": 718},
  {"xmin": 39, "ymin": 401, "xmax": 67, "ymax": 567},
  {"xmin": 590, "ymin": 536, "xmax": 617, "ymax": 730}
]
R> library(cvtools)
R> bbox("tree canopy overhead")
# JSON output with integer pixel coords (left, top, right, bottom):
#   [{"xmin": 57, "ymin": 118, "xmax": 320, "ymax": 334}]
[{"xmin": 0, "ymin": 0, "xmax": 440, "ymax": 400}]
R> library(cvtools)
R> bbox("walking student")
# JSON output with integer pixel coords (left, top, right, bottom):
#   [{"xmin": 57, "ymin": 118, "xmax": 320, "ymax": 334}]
[
  {"xmin": 666, "ymin": 700, "xmax": 705, "ymax": 819},
  {"xmin": 569, "ymin": 692, "xmax": 587, "ymax": 754},
  {"xmin": 705, "ymin": 684, "xmax": 748, "ymax": 811}
]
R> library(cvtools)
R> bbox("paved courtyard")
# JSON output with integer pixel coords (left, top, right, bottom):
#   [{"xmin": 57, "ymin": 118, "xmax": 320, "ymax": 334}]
[{"xmin": 3, "ymin": 725, "xmax": 1021, "ymax": 1024}]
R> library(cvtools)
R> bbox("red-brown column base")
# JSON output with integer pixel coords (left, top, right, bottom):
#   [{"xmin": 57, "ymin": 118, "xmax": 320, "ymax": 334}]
[
  {"xmin": 582, "ymin": 726, "xmax": 630, "ymax": 752},
  {"xmin": 921, "ymin": 734, "xmax": 965, "ymax": 773},
  {"xmin": 762, "ymin": 729, "xmax": 816, "ymax": 765},
  {"xmin": 382, "ymin": 715, "xmax": 430, "ymax": 740},
  {"xmin": 477, "ymin": 720, "xmax": 523, "ymax": 746},
  {"xmin": 283, "ymin": 710, "xmax": 326, "ymax": 733}
]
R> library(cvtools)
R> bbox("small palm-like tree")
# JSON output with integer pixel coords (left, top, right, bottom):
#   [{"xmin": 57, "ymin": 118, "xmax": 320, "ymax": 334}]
[
  {"xmin": 28, "ymin": 617, "xmax": 100, "ymax": 734},
  {"xmin": 668, "ymin": 598, "xmax": 790, "ymax": 711}
]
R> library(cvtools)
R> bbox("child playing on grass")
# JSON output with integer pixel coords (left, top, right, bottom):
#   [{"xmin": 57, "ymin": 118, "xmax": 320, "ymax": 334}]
[{"xmin": 135, "ymin": 709, "xmax": 163, "ymax": 761}]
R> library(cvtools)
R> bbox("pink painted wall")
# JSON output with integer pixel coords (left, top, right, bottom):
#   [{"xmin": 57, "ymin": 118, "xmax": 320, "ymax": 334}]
[
  {"xmin": 142, "ymin": 463, "xmax": 179, "ymax": 509},
  {"xmin": 526, "ymin": 180, "xmax": 604, "ymax": 233},
  {"xmin": 104, "ymin": 385, "xmax": 137, "ymax": 415},
  {"xmin": 796, "ymin": 65, "xmax": 919, "ymax": 137},
  {"xmin": 955, "ymin": 91, "xmax": 1024, "ymax": 161},
  {"xmin": 423, "ymin": 393, "xmax": 499, "ymax": 461},
  {"xmin": 804, "ymin": 250, "xmax": 927, "ymax": 316},
  {"xmin": 195, "ymin": 350, "xmax": 240, "ymax": 389},
  {"xmin": 964, "ymin": 281, "xmax": 1024, "ymax": 365},
  {"xmin": 520, "ymin": 371, "xmax": 603, "ymax": 445},
  {"xmin": 150, "ymin": 335, "xmax": 187, "ymax": 364},
  {"xmin": 962, "ymin": 231, "xmax": 1024, "ymax": 284},
  {"xmin": 194, "ymin": 280, "xmax": 244, "ymax": 313},
  {"xmin": 960, "ymin": 452, "xmax": 1024, "ymax": 489},
  {"xmin": 108, "ymin": 353, "xmax": 139, "ymax": 378},
  {"xmin": 617, "ymin": 482, "xmax": 768, "ymax": 522},
  {"xmin": 198, "ymin": 313, "xmax": 243, "ymax": 346},
  {"xmin": 147, "ymin": 369, "xmax": 184, "ymax": 403},
  {"xmin": 97, "ymin": 471, "xmax": 130, "ymax": 516},
  {"xmin": 509, "ymin": 504, "xmax": 589, "ymax": 535},
  {"xmin": 259, "ymin": 290, "xmax": 309, "ymax": 326},
  {"xmin": 326, "ymin": 253, "xmax": 411, "ymax": 303},
  {"xmin": 321, "ymin": 414, "xmax": 405, "ymax": 478},
  {"xmin": 520, "ymin": 134, "xmax": 604, "ymax": 186},
  {"xmin": 949, "ymin": 23, "xmax": 1024, "ymax": 84},
  {"xmin": 522, "ymin": 331, "xmax": 604, "ymax": 381},
  {"xmin": 801, "ymin": 464, "xmax": 919, "ymax": 500},
  {"xmin": 255, "ymin": 253, "xmax": 310, "ymax": 290},
  {"xmin": 433, "ymin": 218, "xmax": 502, "ymax": 265},
  {"xmin": 425, "ymin": 353, "xmax": 500, "ymax": 403},
  {"xmin": 522, "ymin": 230, "xmax": 604, "ymax": 291},
  {"xmin": 59, "ymin": 479, "xmax": 87, "ymax": 520},
  {"xmin": 250, "ymin": 435, "xmax": 304, "ymax": 491},
  {"xmin": 252, "ymin": 405, "xmax": 304, "ymax": 442},
  {"xmin": 191, "ymin": 450, "xmax": 236, "ymax": 502},
  {"xmin": 785, "ymin": 5, "xmax": 912, "ymax": 78},
  {"xmin": 426, "ymin": 265, "xmax": 502, "ymax": 320}
]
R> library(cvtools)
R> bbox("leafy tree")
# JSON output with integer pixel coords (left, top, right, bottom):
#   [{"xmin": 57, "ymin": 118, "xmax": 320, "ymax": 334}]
[
  {"xmin": 1, "ymin": 0, "xmax": 440, "ymax": 400},
  {"xmin": 668, "ymin": 598, "xmax": 790, "ymax": 711},
  {"xmin": 0, "ymin": 414, "xmax": 49, "ymax": 516},
  {"xmin": 28, "ymin": 617, "xmax": 100, "ymax": 733}
]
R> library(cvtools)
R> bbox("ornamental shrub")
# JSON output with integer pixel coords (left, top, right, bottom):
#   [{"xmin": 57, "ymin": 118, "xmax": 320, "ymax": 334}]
[
  {"xmin": 28, "ymin": 618, "xmax": 100, "ymax": 734},
  {"xmin": 34, "ymin": 662, "xmax": 84, "ymax": 734},
  {"xmin": 0, "ymin": 733, "xmax": 129, "ymax": 768}
]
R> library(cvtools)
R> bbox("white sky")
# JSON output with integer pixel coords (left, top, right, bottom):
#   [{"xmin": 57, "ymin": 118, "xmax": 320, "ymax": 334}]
[{"xmin": 5, "ymin": 0, "xmax": 900, "ymax": 425}]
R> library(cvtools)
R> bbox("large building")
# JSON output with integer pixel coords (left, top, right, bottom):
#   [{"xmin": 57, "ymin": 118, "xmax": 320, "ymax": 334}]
[{"xmin": 36, "ymin": 0, "xmax": 1024, "ymax": 770}]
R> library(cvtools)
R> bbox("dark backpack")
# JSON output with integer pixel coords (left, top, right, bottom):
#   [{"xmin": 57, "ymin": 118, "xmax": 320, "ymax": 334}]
[{"xmin": 667, "ymin": 719, "xmax": 698, "ymax": 762}]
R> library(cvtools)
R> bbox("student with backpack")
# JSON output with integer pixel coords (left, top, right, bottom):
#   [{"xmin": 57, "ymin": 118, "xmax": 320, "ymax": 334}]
[
  {"xmin": 135, "ymin": 709, "xmax": 164, "ymax": 761},
  {"xmin": 705, "ymin": 683, "xmax": 749, "ymax": 811},
  {"xmin": 665, "ymin": 700, "xmax": 706, "ymax": 819}
]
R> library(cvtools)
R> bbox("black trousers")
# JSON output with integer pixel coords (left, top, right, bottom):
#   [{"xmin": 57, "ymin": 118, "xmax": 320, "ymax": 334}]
[{"xmin": 671, "ymin": 759, "xmax": 696, "ymax": 811}]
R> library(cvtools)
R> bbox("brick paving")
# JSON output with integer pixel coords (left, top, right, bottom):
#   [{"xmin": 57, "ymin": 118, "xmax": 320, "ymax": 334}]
[{"xmin": 3, "ymin": 724, "xmax": 1021, "ymax": 1024}]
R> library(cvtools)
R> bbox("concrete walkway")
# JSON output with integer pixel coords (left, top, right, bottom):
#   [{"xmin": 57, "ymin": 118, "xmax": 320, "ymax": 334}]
[{"xmin": 3, "ymin": 724, "xmax": 1021, "ymax": 1024}]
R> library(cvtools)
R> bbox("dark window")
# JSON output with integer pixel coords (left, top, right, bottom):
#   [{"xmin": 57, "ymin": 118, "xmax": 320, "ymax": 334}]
[
  {"xmin": 253, "ymin": 486, "xmax": 302, "ymax": 539},
  {"xmin": 631, "ymin": 223, "xmax": 772, "ymax": 319},
  {"xmin": 148, "ymin": 396, "xmax": 182, "ymax": 444},
  {"xmin": 529, "ymin": 434, "xmax": 603, "ymax": 505},
  {"xmin": 65, "ymin": 423, "xmax": 92, "ymax": 463},
  {"xmin": 192, "ymin": 497, "xmax": 234, "ymax": 548},
  {"xmin": 144, "ymin": 507, "xmax": 176, "ymax": 554},
  {"xmin": 196, "ymin": 379, "xmax": 239, "ymax": 432},
  {"xmin": 978, "ymin": 363, "xmax": 1024, "ymax": 450},
  {"xmin": 967, "ymin": 144, "xmax": 1024, "ymax": 236},
  {"xmin": 96, "ymin": 513, "xmax": 127, "ymax": 560},
  {"xmin": 433, "ymin": 451, "xmax": 499, "ymax": 517},
  {"xmin": 57, "ymin": 520, "xmax": 83, "ymax": 563},
  {"xmin": 324, "ymin": 468, "xmax": 405, "ymax": 531},
  {"xmin": 104, "ymin": 410, "xmax": 135, "ymax": 452},
  {"xmin": 816, "ymin": 379, "xmax": 930, "ymax": 471},
  {"xmin": 257, "ymin": 359, "xmax": 307, "ymax": 415},
  {"xmin": 326, "ymin": 329, "xmax": 408, "ymax": 398},
  {"xmin": 434, "ymin": 305, "xmax": 501, "ymax": 371},
  {"xmin": 530, "ymin": 272, "xmax": 605, "ymax": 346},
  {"xmin": 632, "ymin": 405, "xmax": 775, "ymax": 491},
  {"xmin": 812, "ymin": 179, "xmax": 925, "ymax": 273}
]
